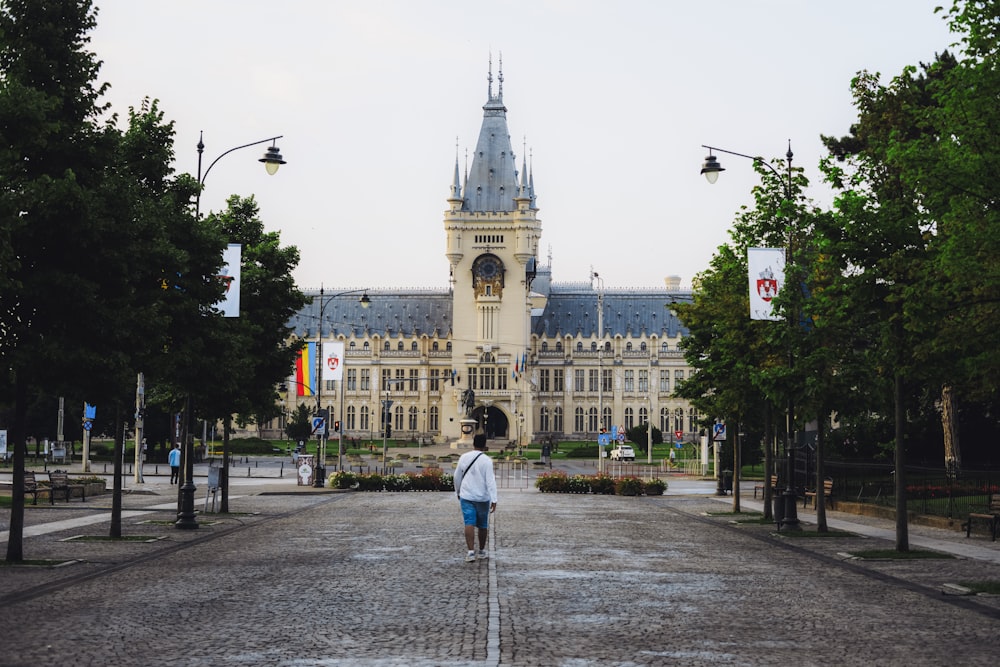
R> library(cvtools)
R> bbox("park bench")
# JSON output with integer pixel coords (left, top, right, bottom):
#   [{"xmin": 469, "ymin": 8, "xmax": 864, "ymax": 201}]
[
  {"xmin": 962, "ymin": 494, "xmax": 1000, "ymax": 541},
  {"xmin": 753, "ymin": 475, "xmax": 778, "ymax": 499},
  {"xmin": 803, "ymin": 478, "xmax": 835, "ymax": 510},
  {"xmin": 24, "ymin": 471, "xmax": 42, "ymax": 505},
  {"xmin": 47, "ymin": 470, "xmax": 86, "ymax": 504}
]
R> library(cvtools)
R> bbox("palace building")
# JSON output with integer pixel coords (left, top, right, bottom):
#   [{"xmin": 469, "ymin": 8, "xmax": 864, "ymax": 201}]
[{"xmin": 278, "ymin": 64, "xmax": 698, "ymax": 447}]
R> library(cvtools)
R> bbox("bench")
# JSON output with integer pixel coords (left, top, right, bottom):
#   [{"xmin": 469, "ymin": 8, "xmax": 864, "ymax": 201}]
[
  {"xmin": 47, "ymin": 470, "xmax": 86, "ymax": 504},
  {"xmin": 963, "ymin": 494, "xmax": 1000, "ymax": 541},
  {"xmin": 24, "ymin": 472, "xmax": 42, "ymax": 505},
  {"xmin": 804, "ymin": 479, "xmax": 834, "ymax": 509},
  {"xmin": 753, "ymin": 475, "xmax": 778, "ymax": 499}
]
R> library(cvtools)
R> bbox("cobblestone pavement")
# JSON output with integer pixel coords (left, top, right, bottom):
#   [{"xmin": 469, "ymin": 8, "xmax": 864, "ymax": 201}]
[{"xmin": 1, "ymin": 479, "xmax": 1000, "ymax": 666}]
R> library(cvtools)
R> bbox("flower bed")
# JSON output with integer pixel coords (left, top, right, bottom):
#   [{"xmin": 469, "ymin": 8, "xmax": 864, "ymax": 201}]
[
  {"xmin": 328, "ymin": 469, "xmax": 455, "ymax": 492},
  {"xmin": 535, "ymin": 471, "xmax": 667, "ymax": 496}
]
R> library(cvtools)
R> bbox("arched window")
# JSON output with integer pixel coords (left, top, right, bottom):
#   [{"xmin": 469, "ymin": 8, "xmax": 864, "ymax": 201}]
[
  {"xmin": 576, "ymin": 342, "xmax": 583, "ymax": 352},
  {"xmin": 429, "ymin": 406, "xmax": 439, "ymax": 432},
  {"xmin": 446, "ymin": 342, "xmax": 452, "ymax": 351},
  {"xmin": 540, "ymin": 406, "xmax": 550, "ymax": 432},
  {"xmin": 363, "ymin": 341, "xmax": 370, "ymax": 351},
  {"xmin": 591, "ymin": 342, "xmax": 598, "ymax": 352},
  {"xmin": 347, "ymin": 405, "xmax": 356, "ymax": 431},
  {"xmin": 360, "ymin": 406, "xmax": 369, "ymax": 431},
  {"xmin": 626, "ymin": 342, "xmax": 633, "ymax": 352},
  {"xmin": 542, "ymin": 341, "xmax": 549, "ymax": 352},
  {"xmin": 397, "ymin": 341, "xmax": 404, "ymax": 351},
  {"xmin": 408, "ymin": 406, "xmax": 418, "ymax": 430},
  {"xmin": 660, "ymin": 407, "xmax": 670, "ymax": 432},
  {"xmin": 349, "ymin": 341, "xmax": 356, "ymax": 350},
  {"xmin": 574, "ymin": 407, "xmax": 585, "ymax": 432},
  {"xmin": 383, "ymin": 341, "xmax": 390, "ymax": 351},
  {"xmin": 624, "ymin": 407, "xmax": 634, "ymax": 430},
  {"xmin": 588, "ymin": 407, "xmax": 598, "ymax": 432},
  {"xmin": 411, "ymin": 341, "xmax": 418, "ymax": 351},
  {"xmin": 640, "ymin": 342, "xmax": 647, "ymax": 352},
  {"xmin": 661, "ymin": 342, "xmax": 668, "ymax": 353},
  {"xmin": 555, "ymin": 342, "xmax": 563, "ymax": 352},
  {"xmin": 553, "ymin": 406, "xmax": 564, "ymax": 433},
  {"xmin": 432, "ymin": 341, "xmax": 439, "ymax": 351}
]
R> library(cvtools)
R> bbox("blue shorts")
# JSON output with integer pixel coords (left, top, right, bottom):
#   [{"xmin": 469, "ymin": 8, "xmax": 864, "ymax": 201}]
[{"xmin": 460, "ymin": 499, "xmax": 491, "ymax": 529}]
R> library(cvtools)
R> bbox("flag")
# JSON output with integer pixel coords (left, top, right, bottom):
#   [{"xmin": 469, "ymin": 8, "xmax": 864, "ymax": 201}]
[
  {"xmin": 321, "ymin": 341, "xmax": 345, "ymax": 382},
  {"xmin": 295, "ymin": 342, "xmax": 317, "ymax": 396},
  {"xmin": 84, "ymin": 403, "xmax": 97, "ymax": 420},
  {"xmin": 218, "ymin": 244, "xmax": 242, "ymax": 317},
  {"xmin": 747, "ymin": 247, "xmax": 784, "ymax": 321}
]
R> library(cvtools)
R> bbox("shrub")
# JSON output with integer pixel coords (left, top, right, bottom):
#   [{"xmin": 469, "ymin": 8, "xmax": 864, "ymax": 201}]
[
  {"xmin": 567, "ymin": 475, "xmax": 592, "ymax": 493},
  {"xmin": 535, "ymin": 470, "xmax": 569, "ymax": 493},
  {"xmin": 330, "ymin": 470, "xmax": 358, "ymax": 489},
  {"xmin": 589, "ymin": 473, "xmax": 616, "ymax": 495},
  {"xmin": 615, "ymin": 476, "xmax": 644, "ymax": 496},
  {"xmin": 644, "ymin": 478, "xmax": 667, "ymax": 496},
  {"xmin": 407, "ymin": 468, "xmax": 449, "ymax": 491},
  {"xmin": 383, "ymin": 474, "xmax": 412, "ymax": 492},
  {"xmin": 355, "ymin": 473, "xmax": 384, "ymax": 491}
]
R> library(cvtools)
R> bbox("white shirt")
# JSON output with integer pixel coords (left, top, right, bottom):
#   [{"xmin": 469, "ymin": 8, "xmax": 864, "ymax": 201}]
[{"xmin": 454, "ymin": 449, "xmax": 497, "ymax": 503}]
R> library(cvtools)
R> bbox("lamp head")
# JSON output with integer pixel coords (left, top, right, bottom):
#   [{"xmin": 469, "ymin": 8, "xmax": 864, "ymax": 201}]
[
  {"xmin": 359, "ymin": 292, "xmax": 371, "ymax": 309},
  {"xmin": 260, "ymin": 142, "xmax": 286, "ymax": 175},
  {"xmin": 700, "ymin": 153, "xmax": 724, "ymax": 184}
]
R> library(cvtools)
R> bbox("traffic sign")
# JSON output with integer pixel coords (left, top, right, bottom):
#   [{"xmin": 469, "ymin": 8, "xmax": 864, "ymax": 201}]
[
  {"xmin": 617, "ymin": 432, "xmax": 625, "ymax": 444},
  {"xmin": 598, "ymin": 433, "xmax": 611, "ymax": 447},
  {"xmin": 674, "ymin": 430, "xmax": 683, "ymax": 440},
  {"xmin": 713, "ymin": 423, "xmax": 726, "ymax": 441},
  {"xmin": 311, "ymin": 417, "xmax": 326, "ymax": 434}
]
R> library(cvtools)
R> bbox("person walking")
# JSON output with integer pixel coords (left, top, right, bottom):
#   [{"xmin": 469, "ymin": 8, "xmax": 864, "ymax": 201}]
[
  {"xmin": 454, "ymin": 433, "xmax": 497, "ymax": 562},
  {"xmin": 168, "ymin": 443, "xmax": 181, "ymax": 484}
]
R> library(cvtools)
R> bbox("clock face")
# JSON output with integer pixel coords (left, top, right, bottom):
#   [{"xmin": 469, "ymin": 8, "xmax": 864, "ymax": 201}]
[{"xmin": 475, "ymin": 256, "xmax": 501, "ymax": 279}]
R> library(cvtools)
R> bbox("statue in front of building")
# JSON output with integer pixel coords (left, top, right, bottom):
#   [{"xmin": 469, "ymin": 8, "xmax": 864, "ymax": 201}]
[{"xmin": 461, "ymin": 388, "xmax": 476, "ymax": 418}]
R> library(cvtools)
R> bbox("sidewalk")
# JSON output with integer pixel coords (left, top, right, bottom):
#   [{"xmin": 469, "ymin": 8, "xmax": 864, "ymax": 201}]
[{"xmin": 2, "ymin": 479, "xmax": 999, "ymax": 666}]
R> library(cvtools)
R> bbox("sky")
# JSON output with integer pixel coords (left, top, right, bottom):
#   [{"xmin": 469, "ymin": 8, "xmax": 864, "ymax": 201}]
[{"xmin": 88, "ymin": 1, "xmax": 959, "ymax": 291}]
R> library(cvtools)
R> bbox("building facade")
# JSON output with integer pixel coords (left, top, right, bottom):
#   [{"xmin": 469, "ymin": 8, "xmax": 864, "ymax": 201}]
[{"xmin": 279, "ymin": 65, "xmax": 697, "ymax": 446}]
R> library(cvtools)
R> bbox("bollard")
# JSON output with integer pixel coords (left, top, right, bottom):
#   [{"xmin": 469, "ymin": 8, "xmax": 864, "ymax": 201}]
[
  {"xmin": 280, "ymin": 462, "xmax": 284, "ymax": 477},
  {"xmin": 247, "ymin": 466, "xmax": 251, "ymax": 478}
]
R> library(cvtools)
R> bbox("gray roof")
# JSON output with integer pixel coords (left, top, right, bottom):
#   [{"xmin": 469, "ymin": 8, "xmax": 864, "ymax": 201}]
[
  {"xmin": 289, "ymin": 280, "xmax": 690, "ymax": 342},
  {"xmin": 532, "ymin": 282, "xmax": 690, "ymax": 339}
]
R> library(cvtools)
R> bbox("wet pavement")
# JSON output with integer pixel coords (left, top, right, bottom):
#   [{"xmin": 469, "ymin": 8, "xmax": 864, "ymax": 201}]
[{"xmin": 1, "ymin": 466, "xmax": 1000, "ymax": 666}]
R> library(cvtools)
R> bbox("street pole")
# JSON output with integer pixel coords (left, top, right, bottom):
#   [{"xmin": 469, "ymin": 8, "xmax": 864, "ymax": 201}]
[
  {"xmin": 700, "ymin": 141, "xmax": 800, "ymax": 529},
  {"xmin": 133, "ymin": 373, "xmax": 144, "ymax": 484},
  {"xmin": 594, "ymin": 271, "xmax": 605, "ymax": 473}
]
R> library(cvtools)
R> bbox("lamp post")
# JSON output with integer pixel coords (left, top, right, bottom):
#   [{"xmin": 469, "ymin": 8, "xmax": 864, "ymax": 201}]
[
  {"xmin": 312, "ymin": 287, "xmax": 371, "ymax": 486},
  {"xmin": 176, "ymin": 133, "xmax": 287, "ymax": 530},
  {"xmin": 699, "ymin": 141, "xmax": 800, "ymax": 530},
  {"xmin": 592, "ymin": 270, "xmax": 606, "ymax": 472}
]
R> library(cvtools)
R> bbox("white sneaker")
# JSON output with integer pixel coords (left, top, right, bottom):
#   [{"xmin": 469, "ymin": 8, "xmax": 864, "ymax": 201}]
[
  {"xmin": 477, "ymin": 550, "xmax": 488, "ymax": 560},
  {"xmin": 466, "ymin": 550, "xmax": 476, "ymax": 562}
]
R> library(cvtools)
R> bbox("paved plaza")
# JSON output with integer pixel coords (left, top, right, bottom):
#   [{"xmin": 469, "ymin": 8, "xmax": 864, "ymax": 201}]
[{"xmin": 1, "ymin": 467, "xmax": 1000, "ymax": 666}]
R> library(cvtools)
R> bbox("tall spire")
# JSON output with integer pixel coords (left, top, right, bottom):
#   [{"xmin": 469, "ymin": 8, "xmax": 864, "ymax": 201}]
[{"xmin": 462, "ymin": 56, "xmax": 516, "ymax": 212}]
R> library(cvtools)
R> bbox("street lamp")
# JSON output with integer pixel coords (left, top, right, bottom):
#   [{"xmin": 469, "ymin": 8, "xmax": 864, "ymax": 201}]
[
  {"xmin": 592, "ymin": 270, "xmax": 606, "ymax": 472},
  {"xmin": 312, "ymin": 287, "xmax": 371, "ymax": 487},
  {"xmin": 176, "ymin": 132, "xmax": 287, "ymax": 531},
  {"xmin": 700, "ymin": 141, "xmax": 800, "ymax": 530}
]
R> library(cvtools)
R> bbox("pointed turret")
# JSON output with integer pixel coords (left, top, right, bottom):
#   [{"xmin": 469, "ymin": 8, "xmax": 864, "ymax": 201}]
[{"xmin": 462, "ymin": 55, "xmax": 519, "ymax": 213}]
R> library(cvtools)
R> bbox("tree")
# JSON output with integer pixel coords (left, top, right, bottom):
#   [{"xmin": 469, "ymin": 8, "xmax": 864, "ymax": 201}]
[
  {"xmin": 286, "ymin": 403, "xmax": 314, "ymax": 444},
  {"xmin": 0, "ymin": 0, "xmax": 123, "ymax": 560},
  {"xmin": 193, "ymin": 195, "xmax": 306, "ymax": 511}
]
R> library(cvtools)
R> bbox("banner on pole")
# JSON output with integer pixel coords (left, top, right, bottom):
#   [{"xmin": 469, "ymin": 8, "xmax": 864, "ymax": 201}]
[
  {"xmin": 747, "ymin": 247, "xmax": 784, "ymax": 321},
  {"xmin": 218, "ymin": 244, "xmax": 242, "ymax": 317},
  {"xmin": 321, "ymin": 341, "xmax": 345, "ymax": 382}
]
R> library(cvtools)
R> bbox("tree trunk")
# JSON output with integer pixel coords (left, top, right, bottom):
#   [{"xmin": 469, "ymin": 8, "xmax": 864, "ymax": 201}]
[
  {"xmin": 732, "ymin": 418, "xmax": 741, "ymax": 513},
  {"xmin": 5, "ymin": 375, "xmax": 28, "ymax": 562},
  {"xmin": 110, "ymin": 404, "xmax": 123, "ymax": 538},
  {"xmin": 941, "ymin": 384, "xmax": 960, "ymax": 481},
  {"xmin": 221, "ymin": 417, "xmax": 231, "ymax": 513},
  {"xmin": 762, "ymin": 406, "xmax": 773, "ymax": 520},
  {"xmin": 815, "ymin": 410, "xmax": 827, "ymax": 532},
  {"xmin": 894, "ymin": 371, "xmax": 909, "ymax": 551}
]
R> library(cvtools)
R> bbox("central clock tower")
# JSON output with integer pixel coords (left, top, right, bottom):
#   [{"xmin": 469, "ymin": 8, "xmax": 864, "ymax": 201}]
[{"xmin": 443, "ymin": 60, "xmax": 540, "ymax": 444}]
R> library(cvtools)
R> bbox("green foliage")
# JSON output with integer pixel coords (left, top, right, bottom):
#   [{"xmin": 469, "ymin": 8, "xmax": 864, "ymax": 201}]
[
  {"xmin": 535, "ymin": 471, "xmax": 568, "ymax": 493},
  {"xmin": 614, "ymin": 476, "xmax": 644, "ymax": 496},
  {"xmin": 330, "ymin": 470, "xmax": 357, "ymax": 489},
  {"xmin": 644, "ymin": 478, "xmax": 667, "ymax": 495},
  {"xmin": 285, "ymin": 403, "xmax": 314, "ymax": 443}
]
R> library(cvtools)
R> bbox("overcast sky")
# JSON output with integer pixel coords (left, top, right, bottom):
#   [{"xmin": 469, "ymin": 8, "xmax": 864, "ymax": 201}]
[{"xmin": 89, "ymin": 1, "xmax": 957, "ymax": 291}]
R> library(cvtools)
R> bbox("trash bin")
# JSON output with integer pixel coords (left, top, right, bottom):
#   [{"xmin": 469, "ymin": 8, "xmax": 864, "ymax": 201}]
[
  {"xmin": 296, "ymin": 454, "xmax": 315, "ymax": 486},
  {"xmin": 773, "ymin": 493, "xmax": 785, "ymax": 526}
]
